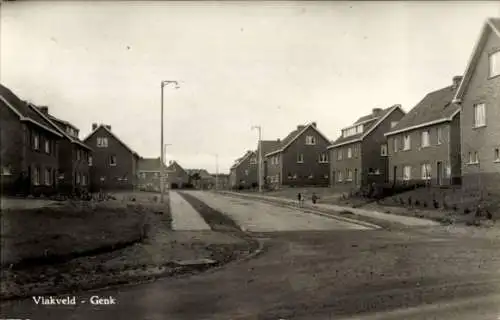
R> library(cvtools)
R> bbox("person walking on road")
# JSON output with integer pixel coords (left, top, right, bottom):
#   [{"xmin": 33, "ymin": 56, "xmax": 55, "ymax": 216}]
[
  {"xmin": 297, "ymin": 192, "xmax": 304, "ymax": 207},
  {"xmin": 311, "ymin": 192, "xmax": 318, "ymax": 204}
]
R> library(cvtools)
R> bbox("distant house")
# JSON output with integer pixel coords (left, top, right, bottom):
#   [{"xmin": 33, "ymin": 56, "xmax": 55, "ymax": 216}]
[
  {"xmin": 35, "ymin": 106, "xmax": 93, "ymax": 194},
  {"xmin": 186, "ymin": 168, "xmax": 215, "ymax": 189},
  {"xmin": 165, "ymin": 160, "xmax": 190, "ymax": 189},
  {"xmin": 212, "ymin": 173, "xmax": 230, "ymax": 190},
  {"xmin": 453, "ymin": 18, "xmax": 500, "ymax": 192},
  {"xmin": 257, "ymin": 140, "xmax": 281, "ymax": 188},
  {"xmin": 137, "ymin": 157, "xmax": 165, "ymax": 192},
  {"xmin": 229, "ymin": 150, "xmax": 258, "ymax": 189},
  {"xmin": 83, "ymin": 123, "xmax": 140, "ymax": 191},
  {"xmin": 328, "ymin": 105, "xmax": 405, "ymax": 190},
  {"xmin": 0, "ymin": 84, "xmax": 63, "ymax": 196},
  {"xmin": 265, "ymin": 122, "xmax": 331, "ymax": 188},
  {"xmin": 385, "ymin": 78, "xmax": 462, "ymax": 186}
]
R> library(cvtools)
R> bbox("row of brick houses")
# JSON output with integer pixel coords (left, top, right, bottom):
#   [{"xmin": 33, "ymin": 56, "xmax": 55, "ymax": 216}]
[{"xmin": 230, "ymin": 18, "xmax": 500, "ymax": 194}]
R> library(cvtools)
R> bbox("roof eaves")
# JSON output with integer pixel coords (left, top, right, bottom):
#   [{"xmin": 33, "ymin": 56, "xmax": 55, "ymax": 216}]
[
  {"xmin": 327, "ymin": 138, "xmax": 362, "ymax": 149},
  {"xmin": 360, "ymin": 104, "xmax": 402, "ymax": 139},
  {"xmin": 273, "ymin": 122, "xmax": 332, "ymax": 155}
]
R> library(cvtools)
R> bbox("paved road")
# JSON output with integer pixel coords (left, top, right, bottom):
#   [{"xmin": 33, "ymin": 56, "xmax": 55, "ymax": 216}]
[
  {"xmin": 169, "ymin": 191, "xmax": 211, "ymax": 231},
  {"xmin": 185, "ymin": 191, "xmax": 372, "ymax": 232}
]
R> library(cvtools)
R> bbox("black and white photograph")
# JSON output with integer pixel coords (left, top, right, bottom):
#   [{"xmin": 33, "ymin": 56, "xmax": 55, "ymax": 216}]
[{"xmin": 0, "ymin": 1, "xmax": 500, "ymax": 319}]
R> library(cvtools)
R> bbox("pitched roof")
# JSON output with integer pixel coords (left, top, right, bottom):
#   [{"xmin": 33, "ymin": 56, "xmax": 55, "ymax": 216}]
[
  {"xmin": 453, "ymin": 17, "xmax": 500, "ymax": 102},
  {"xmin": 328, "ymin": 104, "xmax": 403, "ymax": 149},
  {"xmin": 48, "ymin": 114, "xmax": 78, "ymax": 131},
  {"xmin": 386, "ymin": 85, "xmax": 459, "ymax": 136},
  {"xmin": 32, "ymin": 106, "xmax": 92, "ymax": 150},
  {"xmin": 230, "ymin": 150, "xmax": 255, "ymax": 169},
  {"xmin": 259, "ymin": 140, "xmax": 281, "ymax": 156},
  {"xmin": 83, "ymin": 124, "xmax": 139, "ymax": 157},
  {"xmin": 0, "ymin": 84, "xmax": 63, "ymax": 137},
  {"xmin": 166, "ymin": 160, "xmax": 188, "ymax": 174},
  {"xmin": 265, "ymin": 122, "xmax": 331, "ymax": 157},
  {"xmin": 186, "ymin": 169, "xmax": 212, "ymax": 178},
  {"xmin": 138, "ymin": 157, "xmax": 165, "ymax": 172}
]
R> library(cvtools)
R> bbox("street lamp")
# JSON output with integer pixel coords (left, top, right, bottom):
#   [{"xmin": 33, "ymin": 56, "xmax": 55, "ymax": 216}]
[
  {"xmin": 251, "ymin": 125, "xmax": 262, "ymax": 192},
  {"xmin": 160, "ymin": 80, "xmax": 179, "ymax": 203}
]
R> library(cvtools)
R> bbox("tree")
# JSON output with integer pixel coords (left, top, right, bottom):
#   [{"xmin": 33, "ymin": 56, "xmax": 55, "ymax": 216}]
[{"xmin": 190, "ymin": 172, "xmax": 202, "ymax": 189}]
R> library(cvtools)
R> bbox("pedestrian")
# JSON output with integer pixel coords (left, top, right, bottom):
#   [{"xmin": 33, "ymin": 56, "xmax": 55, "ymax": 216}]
[
  {"xmin": 311, "ymin": 192, "xmax": 318, "ymax": 204},
  {"xmin": 297, "ymin": 192, "xmax": 302, "ymax": 207}
]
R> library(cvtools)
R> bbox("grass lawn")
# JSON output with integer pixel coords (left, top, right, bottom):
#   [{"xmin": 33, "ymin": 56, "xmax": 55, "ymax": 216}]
[{"xmin": 245, "ymin": 187, "xmax": 342, "ymax": 203}]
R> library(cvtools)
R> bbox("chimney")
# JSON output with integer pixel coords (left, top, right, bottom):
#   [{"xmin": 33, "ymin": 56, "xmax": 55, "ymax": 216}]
[
  {"xmin": 311, "ymin": 122, "xmax": 317, "ymax": 128},
  {"xmin": 92, "ymin": 123, "xmax": 98, "ymax": 131},
  {"xmin": 372, "ymin": 108, "xmax": 383, "ymax": 115},
  {"xmin": 277, "ymin": 138, "xmax": 281, "ymax": 142},
  {"xmin": 297, "ymin": 125, "xmax": 305, "ymax": 131},
  {"xmin": 39, "ymin": 106, "xmax": 49, "ymax": 114},
  {"xmin": 452, "ymin": 75, "xmax": 463, "ymax": 89},
  {"xmin": 105, "ymin": 125, "xmax": 112, "ymax": 131}
]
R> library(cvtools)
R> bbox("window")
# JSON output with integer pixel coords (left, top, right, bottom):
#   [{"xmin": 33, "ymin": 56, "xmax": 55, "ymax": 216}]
[
  {"xmin": 489, "ymin": 50, "xmax": 500, "ymax": 78},
  {"xmin": 421, "ymin": 163, "xmax": 432, "ymax": 180},
  {"xmin": 297, "ymin": 153, "xmax": 304, "ymax": 163},
  {"xmin": 445, "ymin": 163, "xmax": 451, "ymax": 178},
  {"xmin": 76, "ymin": 173, "xmax": 81, "ymax": 184},
  {"xmin": 391, "ymin": 121, "xmax": 398, "ymax": 128},
  {"xmin": 337, "ymin": 149, "xmax": 343, "ymax": 161},
  {"xmin": 250, "ymin": 157, "xmax": 257, "ymax": 165},
  {"xmin": 495, "ymin": 148, "xmax": 500, "ymax": 162},
  {"xmin": 82, "ymin": 174, "xmax": 87, "ymax": 186},
  {"xmin": 468, "ymin": 152, "xmax": 479, "ymax": 164},
  {"xmin": 275, "ymin": 156, "xmax": 280, "ymax": 165},
  {"xmin": 308, "ymin": 174, "xmax": 314, "ymax": 179},
  {"xmin": 76, "ymin": 149, "xmax": 81, "ymax": 160},
  {"xmin": 473, "ymin": 103, "xmax": 486, "ymax": 127},
  {"xmin": 403, "ymin": 165, "xmax": 411, "ymax": 181},
  {"xmin": 324, "ymin": 174, "xmax": 329, "ymax": 179},
  {"xmin": 343, "ymin": 125, "xmax": 364, "ymax": 138},
  {"xmin": 1, "ymin": 165, "xmax": 12, "ymax": 176},
  {"xmin": 319, "ymin": 153, "xmax": 329, "ymax": 163},
  {"xmin": 88, "ymin": 156, "xmax": 93, "ymax": 166},
  {"xmin": 437, "ymin": 127, "xmax": 443, "ymax": 145},
  {"xmin": 381, "ymin": 144, "xmax": 388, "ymax": 156},
  {"xmin": 97, "ymin": 137, "xmax": 108, "ymax": 148},
  {"xmin": 353, "ymin": 145, "xmax": 359, "ymax": 158},
  {"xmin": 421, "ymin": 131, "xmax": 430, "ymax": 147},
  {"xmin": 244, "ymin": 169, "xmax": 249, "ymax": 176},
  {"xmin": 33, "ymin": 167, "xmax": 40, "ymax": 185},
  {"xmin": 305, "ymin": 136, "xmax": 316, "ymax": 145},
  {"xmin": 44, "ymin": 168, "xmax": 51, "ymax": 185},
  {"xmin": 393, "ymin": 137, "xmax": 399, "ymax": 153},
  {"xmin": 347, "ymin": 147, "xmax": 352, "ymax": 158},
  {"xmin": 109, "ymin": 155, "xmax": 117, "ymax": 166},
  {"xmin": 346, "ymin": 169, "xmax": 353, "ymax": 181},
  {"xmin": 44, "ymin": 140, "xmax": 50, "ymax": 154},
  {"xmin": 33, "ymin": 133, "xmax": 39, "ymax": 150},
  {"xmin": 337, "ymin": 171, "xmax": 343, "ymax": 182},
  {"xmin": 403, "ymin": 134, "xmax": 411, "ymax": 150}
]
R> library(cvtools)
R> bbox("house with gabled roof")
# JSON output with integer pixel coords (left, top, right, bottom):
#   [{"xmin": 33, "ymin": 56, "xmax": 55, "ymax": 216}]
[
  {"xmin": 0, "ymin": 84, "xmax": 63, "ymax": 196},
  {"xmin": 385, "ymin": 77, "xmax": 462, "ymax": 186},
  {"xmin": 186, "ymin": 168, "xmax": 215, "ymax": 189},
  {"xmin": 229, "ymin": 150, "xmax": 258, "ymax": 189},
  {"xmin": 137, "ymin": 157, "xmax": 166, "ymax": 192},
  {"xmin": 35, "ymin": 106, "xmax": 93, "ymax": 194},
  {"xmin": 328, "ymin": 105, "xmax": 405, "ymax": 190},
  {"xmin": 83, "ymin": 123, "xmax": 140, "ymax": 191},
  {"xmin": 265, "ymin": 122, "xmax": 331, "ymax": 188},
  {"xmin": 257, "ymin": 140, "xmax": 281, "ymax": 188},
  {"xmin": 165, "ymin": 160, "xmax": 190, "ymax": 189},
  {"xmin": 452, "ymin": 17, "xmax": 500, "ymax": 192}
]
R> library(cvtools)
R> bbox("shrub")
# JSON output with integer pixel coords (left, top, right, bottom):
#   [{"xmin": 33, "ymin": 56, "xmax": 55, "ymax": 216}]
[
  {"xmin": 464, "ymin": 208, "xmax": 470, "ymax": 215},
  {"xmin": 433, "ymin": 200, "xmax": 439, "ymax": 209},
  {"xmin": 423, "ymin": 201, "xmax": 428, "ymax": 208},
  {"xmin": 415, "ymin": 200, "xmax": 420, "ymax": 206}
]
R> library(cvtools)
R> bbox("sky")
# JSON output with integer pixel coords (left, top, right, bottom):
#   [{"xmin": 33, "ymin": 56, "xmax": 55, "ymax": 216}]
[{"xmin": 1, "ymin": 1, "xmax": 499, "ymax": 174}]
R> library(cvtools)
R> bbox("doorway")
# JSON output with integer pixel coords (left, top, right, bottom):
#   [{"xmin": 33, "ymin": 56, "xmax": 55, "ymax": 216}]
[{"xmin": 437, "ymin": 161, "xmax": 442, "ymax": 185}]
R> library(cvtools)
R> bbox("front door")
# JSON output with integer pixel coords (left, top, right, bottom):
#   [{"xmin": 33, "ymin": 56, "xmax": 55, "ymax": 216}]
[
  {"xmin": 354, "ymin": 169, "xmax": 358, "ymax": 187},
  {"xmin": 393, "ymin": 166, "xmax": 397, "ymax": 185},
  {"xmin": 437, "ymin": 161, "xmax": 442, "ymax": 185}
]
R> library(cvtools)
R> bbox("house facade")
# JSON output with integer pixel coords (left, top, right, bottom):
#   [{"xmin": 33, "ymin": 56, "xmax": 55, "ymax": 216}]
[
  {"xmin": 257, "ymin": 140, "xmax": 280, "ymax": 189},
  {"xmin": 165, "ymin": 160, "xmax": 190, "ymax": 189},
  {"xmin": 0, "ymin": 84, "xmax": 63, "ymax": 196},
  {"xmin": 265, "ymin": 122, "xmax": 331, "ymax": 188},
  {"xmin": 328, "ymin": 105, "xmax": 405, "ymax": 191},
  {"xmin": 84, "ymin": 123, "xmax": 140, "ymax": 191},
  {"xmin": 186, "ymin": 169, "xmax": 215, "ymax": 189},
  {"xmin": 385, "ymin": 77, "xmax": 463, "ymax": 186},
  {"xmin": 213, "ymin": 173, "xmax": 230, "ymax": 189},
  {"xmin": 35, "ymin": 106, "xmax": 93, "ymax": 194},
  {"xmin": 137, "ymin": 157, "xmax": 164, "ymax": 192},
  {"xmin": 229, "ymin": 150, "xmax": 258, "ymax": 189},
  {"xmin": 453, "ymin": 18, "xmax": 500, "ymax": 192}
]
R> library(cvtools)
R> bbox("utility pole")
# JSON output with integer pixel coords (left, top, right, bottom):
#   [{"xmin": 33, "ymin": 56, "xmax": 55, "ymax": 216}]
[
  {"xmin": 215, "ymin": 154, "xmax": 219, "ymax": 190},
  {"xmin": 160, "ymin": 80, "xmax": 179, "ymax": 203},
  {"xmin": 252, "ymin": 125, "xmax": 262, "ymax": 192}
]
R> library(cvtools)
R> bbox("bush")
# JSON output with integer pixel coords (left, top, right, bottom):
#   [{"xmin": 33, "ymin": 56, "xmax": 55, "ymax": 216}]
[{"xmin": 251, "ymin": 182, "xmax": 259, "ymax": 189}]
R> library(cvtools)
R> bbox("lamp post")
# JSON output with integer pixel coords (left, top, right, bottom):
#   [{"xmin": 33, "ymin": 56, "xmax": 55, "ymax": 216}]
[
  {"xmin": 251, "ymin": 125, "xmax": 262, "ymax": 192},
  {"xmin": 215, "ymin": 154, "xmax": 219, "ymax": 190},
  {"xmin": 160, "ymin": 80, "xmax": 179, "ymax": 203}
]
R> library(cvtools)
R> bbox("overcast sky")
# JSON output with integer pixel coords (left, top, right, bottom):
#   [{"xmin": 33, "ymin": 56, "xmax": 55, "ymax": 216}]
[{"xmin": 1, "ymin": 1, "xmax": 499, "ymax": 173}]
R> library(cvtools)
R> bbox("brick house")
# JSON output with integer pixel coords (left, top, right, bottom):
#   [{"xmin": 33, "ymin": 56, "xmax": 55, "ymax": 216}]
[
  {"xmin": 35, "ymin": 106, "xmax": 93, "ymax": 194},
  {"xmin": 165, "ymin": 160, "xmax": 190, "ymax": 189},
  {"xmin": 452, "ymin": 18, "xmax": 500, "ymax": 192},
  {"xmin": 137, "ymin": 157, "xmax": 165, "ymax": 192},
  {"xmin": 0, "ymin": 84, "xmax": 63, "ymax": 196},
  {"xmin": 385, "ymin": 77, "xmax": 463, "ymax": 186},
  {"xmin": 257, "ymin": 140, "xmax": 280, "ymax": 189},
  {"xmin": 186, "ymin": 169, "xmax": 215, "ymax": 189},
  {"xmin": 83, "ymin": 123, "xmax": 140, "ymax": 191},
  {"xmin": 229, "ymin": 150, "xmax": 258, "ymax": 189},
  {"xmin": 328, "ymin": 105, "xmax": 405, "ymax": 191},
  {"xmin": 212, "ymin": 173, "xmax": 230, "ymax": 189},
  {"xmin": 265, "ymin": 122, "xmax": 331, "ymax": 188}
]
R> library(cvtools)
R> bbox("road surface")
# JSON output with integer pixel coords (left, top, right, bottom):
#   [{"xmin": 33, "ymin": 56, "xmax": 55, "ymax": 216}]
[
  {"xmin": 1, "ymin": 192, "xmax": 499, "ymax": 320},
  {"xmin": 169, "ymin": 191, "xmax": 211, "ymax": 231}
]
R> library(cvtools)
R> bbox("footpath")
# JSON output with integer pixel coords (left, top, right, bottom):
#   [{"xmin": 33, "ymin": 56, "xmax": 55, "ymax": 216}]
[{"xmin": 218, "ymin": 191, "xmax": 440, "ymax": 228}]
